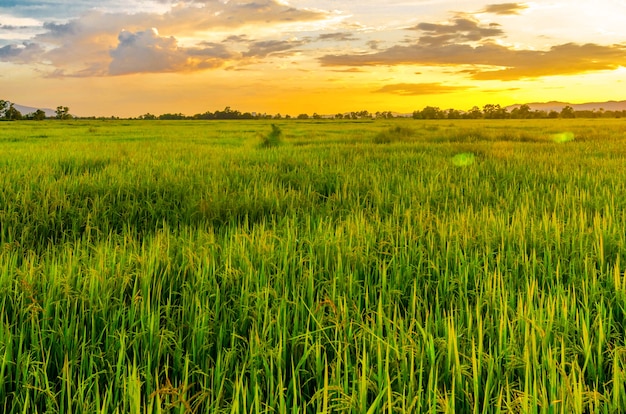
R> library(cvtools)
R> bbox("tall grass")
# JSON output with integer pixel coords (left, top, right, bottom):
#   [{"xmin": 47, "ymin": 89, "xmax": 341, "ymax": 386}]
[{"xmin": 1, "ymin": 119, "xmax": 626, "ymax": 412}]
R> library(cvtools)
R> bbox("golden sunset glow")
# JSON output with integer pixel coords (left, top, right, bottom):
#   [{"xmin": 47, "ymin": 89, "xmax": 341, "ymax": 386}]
[{"xmin": 1, "ymin": 1, "xmax": 625, "ymax": 117}]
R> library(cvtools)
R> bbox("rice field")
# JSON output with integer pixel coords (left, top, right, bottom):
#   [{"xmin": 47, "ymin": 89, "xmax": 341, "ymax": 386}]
[{"xmin": 1, "ymin": 118, "xmax": 626, "ymax": 413}]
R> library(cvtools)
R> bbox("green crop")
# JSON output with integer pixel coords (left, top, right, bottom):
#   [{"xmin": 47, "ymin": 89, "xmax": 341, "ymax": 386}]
[{"xmin": 0, "ymin": 118, "xmax": 625, "ymax": 412}]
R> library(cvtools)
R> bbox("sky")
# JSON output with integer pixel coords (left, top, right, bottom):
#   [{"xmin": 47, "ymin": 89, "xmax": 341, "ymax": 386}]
[{"xmin": 1, "ymin": 0, "xmax": 625, "ymax": 117}]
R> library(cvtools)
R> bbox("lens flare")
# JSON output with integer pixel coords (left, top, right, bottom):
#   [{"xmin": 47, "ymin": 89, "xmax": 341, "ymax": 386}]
[
  {"xmin": 552, "ymin": 132, "xmax": 575, "ymax": 143},
  {"xmin": 452, "ymin": 152, "xmax": 475, "ymax": 166}
]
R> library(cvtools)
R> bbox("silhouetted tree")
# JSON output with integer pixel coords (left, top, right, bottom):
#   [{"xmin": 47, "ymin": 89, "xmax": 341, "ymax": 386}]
[
  {"xmin": 0, "ymin": 100, "xmax": 7, "ymax": 119},
  {"xmin": 159, "ymin": 113, "xmax": 186, "ymax": 120},
  {"xmin": 56, "ymin": 106, "xmax": 71, "ymax": 120},
  {"xmin": 213, "ymin": 106, "xmax": 241, "ymax": 119},
  {"xmin": 511, "ymin": 104, "xmax": 532, "ymax": 119},
  {"xmin": 0, "ymin": 100, "xmax": 21, "ymax": 120},
  {"xmin": 483, "ymin": 104, "xmax": 508, "ymax": 119},
  {"xmin": 466, "ymin": 106, "xmax": 483, "ymax": 119},
  {"xmin": 560, "ymin": 106, "xmax": 575, "ymax": 118},
  {"xmin": 446, "ymin": 108, "xmax": 461, "ymax": 119},
  {"xmin": 26, "ymin": 109, "xmax": 46, "ymax": 120},
  {"xmin": 3, "ymin": 102, "xmax": 22, "ymax": 120},
  {"xmin": 414, "ymin": 106, "xmax": 444, "ymax": 119}
]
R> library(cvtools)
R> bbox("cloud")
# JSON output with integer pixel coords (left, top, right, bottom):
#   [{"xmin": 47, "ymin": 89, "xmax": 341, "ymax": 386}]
[
  {"xmin": 223, "ymin": 35, "xmax": 249, "ymax": 43},
  {"xmin": 109, "ymin": 28, "xmax": 232, "ymax": 75},
  {"xmin": 480, "ymin": 87, "xmax": 521, "ymax": 93},
  {"xmin": 189, "ymin": 42, "xmax": 235, "ymax": 59},
  {"xmin": 0, "ymin": 42, "xmax": 43, "ymax": 63},
  {"xmin": 0, "ymin": 0, "xmax": 331, "ymax": 76},
  {"xmin": 0, "ymin": 19, "xmax": 45, "ymax": 45},
  {"xmin": 321, "ymin": 42, "xmax": 489, "ymax": 67},
  {"xmin": 470, "ymin": 42, "xmax": 626, "ymax": 80},
  {"xmin": 109, "ymin": 28, "xmax": 186, "ymax": 75},
  {"xmin": 321, "ymin": 41, "xmax": 626, "ymax": 79},
  {"xmin": 0, "ymin": 44, "xmax": 22, "ymax": 58},
  {"xmin": 320, "ymin": 13, "xmax": 626, "ymax": 80},
  {"xmin": 481, "ymin": 3, "xmax": 529, "ymax": 15},
  {"xmin": 0, "ymin": 24, "xmax": 26, "ymax": 30},
  {"xmin": 317, "ymin": 32, "xmax": 358, "ymax": 42},
  {"xmin": 163, "ymin": 0, "xmax": 329, "ymax": 32},
  {"xmin": 409, "ymin": 17, "xmax": 503, "ymax": 45},
  {"xmin": 1, "ymin": 0, "xmax": 176, "ymax": 20},
  {"xmin": 329, "ymin": 68, "xmax": 364, "ymax": 73},
  {"xmin": 374, "ymin": 83, "xmax": 471, "ymax": 95},
  {"xmin": 243, "ymin": 39, "xmax": 306, "ymax": 58},
  {"xmin": 367, "ymin": 40, "xmax": 381, "ymax": 50}
]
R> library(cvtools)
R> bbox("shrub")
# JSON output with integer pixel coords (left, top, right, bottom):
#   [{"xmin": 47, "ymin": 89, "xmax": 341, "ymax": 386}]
[
  {"xmin": 373, "ymin": 125, "xmax": 415, "ymax": 144},
  {"xmin": 260, "ymin": 124, "xmax": 283, "ymax": 148}
]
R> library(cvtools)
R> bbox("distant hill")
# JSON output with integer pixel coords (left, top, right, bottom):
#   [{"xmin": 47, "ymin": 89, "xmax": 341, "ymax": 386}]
[
  {"xmin": 506, "ymin": 100, "xmax": 626, "ymax": 112},
  {"xmin": 13, "ymin": 104, "xmax": 57, "ymax": 118}
]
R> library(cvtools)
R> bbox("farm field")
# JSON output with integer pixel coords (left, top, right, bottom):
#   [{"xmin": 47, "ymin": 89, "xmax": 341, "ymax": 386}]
[{"xmin": 1, "ymin": 118, "xmax": 626, "ymax": 412}]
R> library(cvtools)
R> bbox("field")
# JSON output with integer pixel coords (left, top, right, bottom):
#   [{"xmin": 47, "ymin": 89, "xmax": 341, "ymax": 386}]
[{"xmin": 1, "ymin": 118, "xmax": 626, "ymax": 413}]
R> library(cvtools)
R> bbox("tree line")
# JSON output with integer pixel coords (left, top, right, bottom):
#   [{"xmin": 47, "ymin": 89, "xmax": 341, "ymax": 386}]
[
  {"xmin": 139, "ymin": 105, "xmax": 626, "ymax": 120},
  {"xmin": 2, "ymin": 99, "xmax": 626, "ymax": 121},
  {"xmin": 412, "ymin": 104, "xmax": 626, "ymax": 120}
]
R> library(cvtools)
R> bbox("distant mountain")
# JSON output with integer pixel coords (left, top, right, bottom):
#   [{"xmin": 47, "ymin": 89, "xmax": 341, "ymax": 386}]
[
  {"xmin": 506, "ymin": 100, "xmax": 626, "ymax": 112},
  {"xmin": 13, "ymin": 104, "xmax": 57, "ymax": 118}
]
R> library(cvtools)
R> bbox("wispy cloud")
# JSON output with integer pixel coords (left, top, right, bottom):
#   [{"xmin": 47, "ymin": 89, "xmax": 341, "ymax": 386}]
[
  {"xmin": 317, "ymin": 32, "xmax": 358, "ymax": 42},
  {"xmin": 0, "ymin": 23, "xmax": 31, "ymax": 30},
  {"xmin": 329, "ymin": 68, "xmax": 364, "ymax": 73},
  {"xmin": 223, "ymin": 35, "xmax": 249, "ymax": 43},
  {"xmin": 162, "ymin": 1, "xmax": 328, "ymax": 33},
  {"xmin": 374, "ymin": 82, "xmax": 471, "ymax": 95},
  {"xmin": 366, "ymin": 40, "xmax": 381, "ymax": 50},
  {"xmin": 243, "ymin": 39, "xmax": 307, "ymax": 59},
  {"xmin": 481, "ymin": 3, "xmax": 529, "ymax": 15}
]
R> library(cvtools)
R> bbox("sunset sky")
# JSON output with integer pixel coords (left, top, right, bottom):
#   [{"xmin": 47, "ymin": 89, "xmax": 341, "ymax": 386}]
[{"xmin": 1, "ymin": 1, "xmax": 625, "ymax": 117}]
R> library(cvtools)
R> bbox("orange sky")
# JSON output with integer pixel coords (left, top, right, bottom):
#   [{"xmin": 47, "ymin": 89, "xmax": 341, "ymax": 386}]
[{"xmin": 1, "ymin": 1, "xmax": 626, "ymax": 117}]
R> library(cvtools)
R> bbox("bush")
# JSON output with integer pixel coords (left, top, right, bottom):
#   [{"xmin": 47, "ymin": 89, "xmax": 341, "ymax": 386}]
[
  {"xmin": 260, "ymin": 124, "xmax": 283, "ymax": 148},
  {"xmin": 373, "ymin": 126, "xmax": 415, "ymax": 144}
]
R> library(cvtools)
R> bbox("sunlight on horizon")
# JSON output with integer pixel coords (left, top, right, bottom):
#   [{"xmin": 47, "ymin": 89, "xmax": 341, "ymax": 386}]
[{"xmin": 1, "ymin": 0, "xmax": 625, "ymax": 116}]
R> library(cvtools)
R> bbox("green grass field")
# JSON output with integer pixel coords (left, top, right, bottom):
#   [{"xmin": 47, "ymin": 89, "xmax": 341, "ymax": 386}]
[{"xmin": 1, "ymin": 119, "xmax": 626, "ymax": 412}]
